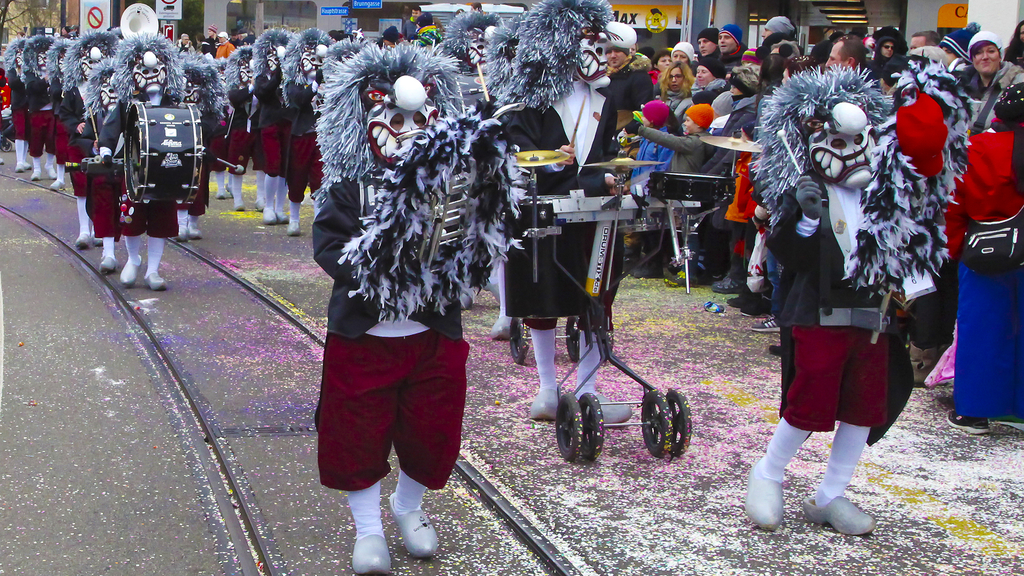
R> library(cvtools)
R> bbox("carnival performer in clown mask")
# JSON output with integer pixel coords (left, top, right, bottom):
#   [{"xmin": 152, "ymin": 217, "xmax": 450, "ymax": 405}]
[
  {"xmin": 21, "ymin": 35, "xmax": 56, "ymax": 183},
  {"xmin": 280, "ymin": 28, "xmax": 332, "ymax": 236},
  {"xmin": 252, "ymin": 28, "xmax": 296, "ymax": 226},
  {"xmin": 174, "ymin": 54, "xmax": 227, "ymax": 241},
  {"xmin": 45, "ymin": 38, "xmax": 71, "ymax": 192},
  {"xmin": 4, "ymin": 38, "xmax": 29, "ymax": 171},
  {"xmin": 223, "ymin": 45, "xmax": 261, "ymax": 212},
  {"xmin": 744, "ymin": 62, "xmax": 971, "ymax": 535},
  {"xmin": 98, "ymin": 33, "xmax": 186, "ymax": 291},
  {"xmin": 312, "ymin": 42, "xmax": 469, "ymax": 574},
  {"xmin": 440, "ymin": 10, "xmax": 500, "ymax": 102},
  {"xmin": 60, "ymin": 31, "xmax": 120, "ymax": 245},
  {"xmin": 502, "ymin": 0, "xmax": 628, "ymax": 424}
]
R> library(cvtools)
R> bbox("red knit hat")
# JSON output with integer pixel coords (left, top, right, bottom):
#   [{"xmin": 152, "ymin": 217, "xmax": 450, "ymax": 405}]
[
  {"xmin": 642, "ymin": 100, "xmax": 671, "ymax": 129},
  {"xmin": 896, "ymin": 93, "xmax": 947, "ymax": 177},
  {"xmin": 686, "ymin": 103, "xmax": 715, "ymax": 130}
]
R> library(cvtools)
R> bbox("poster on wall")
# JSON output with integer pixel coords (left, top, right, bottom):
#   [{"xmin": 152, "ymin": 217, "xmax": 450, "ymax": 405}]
[
  {"xmin": 80, "ymin": 0, "xmax": 111, "ymax": 33},
  {"xmin": 610, "ymin": 5, "xmax": 683, "ymax": 32},
  {"xmin": 380, "ymin": 18, "xmax": 403, "ymax": 34}
]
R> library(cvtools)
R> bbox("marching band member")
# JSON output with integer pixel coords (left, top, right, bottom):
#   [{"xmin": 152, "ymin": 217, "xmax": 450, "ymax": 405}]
[
  {"xmin": 98, "ymin": 33, "xmax": 186, "ymax": 291},
  {"xmin": 4, "ymin": 38, "xmax": 31, "ymax": 173},
  {"xmin": 176, "ymin": 54, "xmax": 228, "ymax": 240},
  {"xmin": 224, "ymin": 45, "xmax": 260, "ymax": 212},
  {"xmin": 252, "ymin": 29, "xmax": 296, "ymax": 226},
  {"xmin": 503, "ymin": 0, "xmax": 628, "ymax": 423},
  {"xmin": 209, "ymin": 58, "xmax": 232, "ymax": 205},
  {"xmin": 281, "ymin": 28, "xmax": 332, "ymax": 236},
  {"xmin": 313, "ymin": 43, "xmax": 478, "ymax": 574},
  {"xmin": 22, "ymin": 35, "xmax": 57, "ymax": 183},
  {"xmin": 60, "ymin": 30, "xmax": 120, "ymax": 252},
  {"xmin": 81, "ymin": 59, "xmax": 122, "ymax": 274},
  {"xmin": 746, "ymin": 61, "xmax": 969, "ymax": 534},
  {"xmin": 441, "ymin": 9, "xmax": 500, "ymax": 103},
  {"xmin": 45, "ymin": 38, "xmax": 71, "ymax": 192}
]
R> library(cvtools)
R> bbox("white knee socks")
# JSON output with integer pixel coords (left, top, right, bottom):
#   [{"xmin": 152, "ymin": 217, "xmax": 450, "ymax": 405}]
[
  {"xmin": 275, "ymin": 176, "xmax": 289, "ymax": 214},
  {"xmin": 76, "ymin": 197, "xmax": 92, "ymax": 236},
  {"xmin": 815, "ymin": 422, "xmax": 870, "ymax": 507},
  {"xmin": 346, "ymin": 481, "xmax": 385, "ymax": 541},
  {"xmin": 146, "ymin": 238, "xmax": 165, "ymax": 277},
  {"xmin": 493, "ymin": 261, "xmax": 507, "ymax": 316},
  {"xmin": 177, "ymin": 209, "xmax": 188, "ymax": 230},
  {"xmin": 392, "ymin": 470, "xmax": 428, "ymax": 516},
  {"xmin": 289, "ymin": 201, "xmax": 301, "ymax": 223},
  {"xmin": 32, "ymin": 156, "xmax": 41, "ymax": 171},
  {"xmin": 55, "ymin": 163, "xmax": 65, "ymax": 184},
  {"xmin": 533, "ymin": 328, "xmax": 557, "ymax": 391},
  {"xmin": 102, "ymin": 237, "xmax": 115, "ymax": 260},
  {"xmin": 215, "ymin": 170, "xmax": 227, "ymax": 197},
  {"xmin": 575, "ymin": 334, "xmax": 600, "ymax": 397},
  {"xmin": 753, "ymin": 417, "xmax": 811, "ymax": 484},
  {"xmin": 15, "ymin": 140, "xmax": 26, "ymax": 165},
  {"xmin": 230, "ymin": 174, "xmax": 244, "ymax": 203},
  {"xmin": 124, "ymin": 235, "xmax": 143, "ymax": 266},
  {"xmin": 45, "ymin": 153, "xmax": 55, "ymax": 172},
  {"xmin": 188, "ymin": 215, "xmax": 200, "ymax": 228},
  {"xmin": 255, "ymin": 170, "xmax": 266, "ymax": 205}
]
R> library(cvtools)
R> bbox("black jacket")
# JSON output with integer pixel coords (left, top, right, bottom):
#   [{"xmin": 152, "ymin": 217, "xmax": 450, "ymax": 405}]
[
  {"xmin": 25, "ymin": 76, "xmax": 50, "ymax": 112},
  {"xmin": 507, "ymin": 90, "xmax": 618, "ymax": 197},
  {"xmin": 605, "ymin": 55, "xmax": 655, "ymax": 125},
  {"xmin": 9, "ymin": 76, "xmax": 27, "ymax": 110},
  {"xmin": 719, "ymin": 43, "xmax": 747, "ymax": 73},
  {"xmin": 58, "ymin": 87, "xmax": 93, "ymax": 154},
  {"xmin": 285, "ymin": 80, "xmax": 319, "ymax": 136},
  {"xmin": 48, "ymin": 79, "xmax": 63, "ymax": 110},
  {"xmin": 98, "ymin": 94, "xmax": 177, "ymax": 152},
  {"xmin": 312, "ymin": 179, "xmax": 463, "ymax": 340},
  {"xmin": 226, "ymin": 87, "xmax": 256, "ymax": 131},
  {"xmin": 768, "ymin": 178, "xmax": 885, "ymax": 328},
  {"xmin": 254, "ymin": 70, "xmax": 293, "ymax": 128}
]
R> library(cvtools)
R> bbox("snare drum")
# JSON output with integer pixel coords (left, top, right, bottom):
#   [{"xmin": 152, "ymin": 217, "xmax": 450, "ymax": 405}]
[
  {"xmin": 648, "ymin": 172, "xmax": 735, "ymax": 204},
  {"xmin": 504, "ymin": 199, "xmax": 590, "ymax": 319},
  {"xmin": 123, "ymin": 102, "xmax": 204, "ymax": 204}
]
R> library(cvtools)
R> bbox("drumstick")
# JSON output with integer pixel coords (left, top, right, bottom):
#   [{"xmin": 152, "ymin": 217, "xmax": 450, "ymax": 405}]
[
  {"xmin": 476, "ymin": 63, "xmax": 490, "ymax": 102},
  {"xmin": 776, "ymin": 129, "xmax": 803, "ymax": 173},
  {"xmin": 569, "ymin": 98, "xmax": 587, "ymax": 148}
]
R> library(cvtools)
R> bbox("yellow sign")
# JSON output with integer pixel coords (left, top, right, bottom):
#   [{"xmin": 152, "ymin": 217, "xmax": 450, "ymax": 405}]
[
  {"xmin": 937, "ymin": 4, "xmax": 968, "ymax": 28},
  {"xmin": 611, "ymin": 5, "xmax": 683, "ymax": 31}
]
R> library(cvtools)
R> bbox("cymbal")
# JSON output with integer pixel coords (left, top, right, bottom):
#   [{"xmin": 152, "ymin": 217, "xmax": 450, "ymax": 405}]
[
  {"xmin": 515, "ymin": 150, "xmax": 571, "ymax": 167},
  {"xmin": 582, "ymin": 157, "xmax": 664, "ymax": 170},
  {"xmin": 699, "ymin": 134, "xmax": 763, "ymax": 153}
]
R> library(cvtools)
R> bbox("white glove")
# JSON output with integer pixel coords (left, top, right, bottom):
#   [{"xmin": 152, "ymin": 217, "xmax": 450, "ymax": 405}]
[{"xmin": 99, "ymin": 146, "xmax": 112, "ymax": 159}]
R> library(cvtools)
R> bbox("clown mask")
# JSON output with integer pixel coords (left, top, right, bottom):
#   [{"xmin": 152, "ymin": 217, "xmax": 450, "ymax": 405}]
[
  {"xmin": 364, "ymin": 74, "xmax": 439, "ymax": 161},
  {"xmin": 466, "ymin": 27, "xmax": 488, "ymax": 66},
  {"xmin": 578, "ymin": 29, "xmax": 609, "ymax": 88},
  {"xmin": 100, "ymin": 81, "xmax": 117, "ymax": 112},
  {"xmin": 301, "ymin": 44, "xmax": 328, "ymax": 82},
  {"xmin": 806, "ymin": 102, "xmax": 875, "ymax": 189},
  {"xmin": 132, "ymin": 51, "xmax": 167, "ymax": 97}
]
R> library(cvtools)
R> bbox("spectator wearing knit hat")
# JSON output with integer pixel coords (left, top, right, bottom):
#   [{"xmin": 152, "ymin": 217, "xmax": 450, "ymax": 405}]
[
  {"xmin": 202, "ymin": 26, "xmax": 218, "ymax": 57},
  {"xmin": 718, "ymin": 24, "xmax": 747, "ymax": 73},
  {"xmin": 693, "ymin": 57, "xmax": 728, "ymax": 98},
  {"xmin": 762, "ymin": 16, "xmax": 795, "ymax": 42},
  {"xmin": 697, "ymin": 27, "xmax": 721, "ymax": 59},
  {"xmin": 604, "ymin": 22, "xmax": 656, "ymax": 131},
  {"xmin": 380, "ymin": 26, "xmax": 401, "ymax": 48},
  {"xmin": 672, "ymin": 42, "xmax": 696, "ymax": 67},
  {"xmin": 702, "ymin": 64, "xmax": 759, "ymax": 177},
  {"xmin": 939, "ymin": 22, "xmax": 980, "ymax": 74},
  {"xmin": 963, "ymin": 30, "xmax": 1024, "ymax": 132}
]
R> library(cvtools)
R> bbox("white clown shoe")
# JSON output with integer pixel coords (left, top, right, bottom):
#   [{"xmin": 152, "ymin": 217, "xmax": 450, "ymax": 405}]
[
  {"xmin": 30, "ymin": 168, "xmax": 41, "ymax": 181},
  {"xmin": 145, "ymin": 273, "xmax": 167, "ymax": 291},
  {"xmin": 745, "ymin": 468, "xmax": 784, "ymax": 531},
  {"xmin": 490, "ymin": 315, "xmax": 511, "ymax": 340},
  {"xmin": 351, "ymin": 535, "xmax": 390, "ymax": 575},
  {"xmin": 98, "ymin": 257, "xmax": 117, "ymax": 275},
  {"xmin": 286, "ymin": 220, "xmax": 300, "ymax": 236},
  {"xmin": 74, "ymin": 233, "xmax": 93, "ymax": 250},
  {"xmin": 389, "ymin": 494, "xmax": 438, "ymax": 558},
  {"xmin": 120, "ymin": 261, "xmax": 139, "ymax": 288},
  {"xmin": 802, "ymin": 497, "xmax": 876, "ymax": 535},
  {"xmin": 187, "ymin": 223, "xmax": 202, "ymax": 240},
  {"xmin": 529, "ymin": 389, "xmax": 558, "ymax": 421},
  {"xmin": 262, "ymin": 206, "xmax": 277, "ymax": 225}
]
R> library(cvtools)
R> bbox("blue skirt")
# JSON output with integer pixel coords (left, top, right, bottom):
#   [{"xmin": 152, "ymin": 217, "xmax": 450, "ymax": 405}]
[{"xmin": 955, "ymin": 263, "xmax": 1024, "ymax": 418}]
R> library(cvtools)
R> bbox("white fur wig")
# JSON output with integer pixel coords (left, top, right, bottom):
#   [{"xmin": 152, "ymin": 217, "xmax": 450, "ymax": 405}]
[
  {"xmin": 62, "ymin": 30, "xmax": 119, "ymax": 90},
  {"xmin": 110, "ymin": 33, "xmax": 185, "ymax": 103},
  {"xmin": 20, "ymin": 35, "xmax": 55, "ymax": 82},
  {"xmin": 181, "ymin": 53, "xmax": 227, "ymax": 119}
]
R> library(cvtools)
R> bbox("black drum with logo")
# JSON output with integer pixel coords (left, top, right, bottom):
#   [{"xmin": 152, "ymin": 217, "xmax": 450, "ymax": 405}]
[{"xmin": 124, "ymin": 102, "xmax": 203, "ymax": 203}]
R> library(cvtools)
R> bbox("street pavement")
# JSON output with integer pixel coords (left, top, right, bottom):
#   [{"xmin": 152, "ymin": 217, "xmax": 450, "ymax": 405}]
[{"xmin": 0, "ymin": 152, "xmax": 1021, "ymax": 575}]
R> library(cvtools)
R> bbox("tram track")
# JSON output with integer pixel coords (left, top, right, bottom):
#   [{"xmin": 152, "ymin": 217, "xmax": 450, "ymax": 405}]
[{"xmin": 0, "ymin": 172, "xmax": 582, "ymax": 576}]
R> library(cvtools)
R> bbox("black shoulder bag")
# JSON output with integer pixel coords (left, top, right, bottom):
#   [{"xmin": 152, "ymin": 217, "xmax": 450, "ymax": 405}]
[{"xmin": 961, "ymin": 122, "xmax": 1024, "ymax": 275}]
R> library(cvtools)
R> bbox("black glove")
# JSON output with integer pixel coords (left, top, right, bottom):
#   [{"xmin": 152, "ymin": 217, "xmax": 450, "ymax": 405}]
[
  {"xmin": 102, "ymin": 153, "xmax": 113, "ymax": 168},
  {"xmin": 795, "ymin": 175, "xmax": 823, "ymax": 220}
]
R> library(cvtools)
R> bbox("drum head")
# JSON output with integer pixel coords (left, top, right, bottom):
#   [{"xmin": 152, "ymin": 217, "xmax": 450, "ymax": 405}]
[
  {"xmin": 124, "ymin": 102, "xmax": 203, "ymax": 204},
  {"xmin": 124, "ymin": 103, "xmax": 145, "ymax": 203}
]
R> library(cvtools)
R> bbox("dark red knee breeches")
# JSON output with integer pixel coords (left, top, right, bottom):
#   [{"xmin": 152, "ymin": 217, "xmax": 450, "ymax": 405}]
[
  {"xmin": 208, "ymin": 134, "xmax": 228, "ymax": 173},
  {"xmin": 68, "ymin": 145, "xmax": 89, "ymax": 198},
  {"xmin": 121, "ymin": 199, "xmax": 178, "ymax": 238},
  {"xmin": 12, "ymin": 108, "xmax": 28, "ymax": 140},
  {"xmin": 227, "ymin": 127, "xmax": 265, "ymax": 174},
  {"xmin": 783, "ymin": 325, "xmax": 889, "ymax": 432},
  {"xmin": 317, "ymin": 330, "xmax": 470, "ymax": 491},
  {"xmin": 286, "ymin": 131, "xmax": 323, "ymax": 202},
  {"xmin": 90, "ymin": 174, "xmax": 120, "ymax": 238},
  {"xmin": 54, "ymin": 119, "xmax": 70, "ymax": 164},
  {"xmin": 188, "ymin": 164, "xmax": 210, "ymax": 217},
  {"xmin": 28, "ymin": 111, "xmax": 55, "ymax": 157},
  {"xmin": 260, "ymin": 121, "xmax": 291, "ymax": 177}
]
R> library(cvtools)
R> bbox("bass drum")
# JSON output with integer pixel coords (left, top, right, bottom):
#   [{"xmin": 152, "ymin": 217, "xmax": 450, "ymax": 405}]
[
  {"xmin": 504, "ymin": 199, "xmax": 590, "ymax": 319},
  {"xmin": 124, "ymin": 101, "xmax": 203, "ymax": 204}
]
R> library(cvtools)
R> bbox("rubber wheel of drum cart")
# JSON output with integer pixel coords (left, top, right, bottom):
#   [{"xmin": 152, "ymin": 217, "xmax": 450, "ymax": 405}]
[
  {"xmin": 665, "ymin": 389, "xmax": 693, "ymax": 458},
  {"xmin": 565, "ymin": 317, "xmax": 581, "ymax": 363},
  {"xmin": 641, "ymin": 390, "xmax": 672, "ymax": 458},
  {"xmin": 509, "ymin": 318, "xmax": 529, "ymax": 366},
  {"xmin": 0, "ymin": 137, "xmax": 12, "ymax": 153},
  {"xmin": 578, "ymin": 393, "xmax": 605, "ymax": 461},
  {"xmin": 555, "ymin": 393, "xmax": 582, "ymax": 462}
]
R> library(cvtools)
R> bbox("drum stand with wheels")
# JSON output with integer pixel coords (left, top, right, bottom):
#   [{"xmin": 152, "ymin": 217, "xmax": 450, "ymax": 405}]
[
  {"xmin": 549, "ymin": 168, "xmax": 693, "ymax": 463},
  {"xmin": 508, "ymin": 317, "xmax": 581, "ymax": 366}
]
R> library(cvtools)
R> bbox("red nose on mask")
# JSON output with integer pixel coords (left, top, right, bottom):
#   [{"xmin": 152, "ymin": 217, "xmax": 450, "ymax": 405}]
[{"xmin": 896, "ymin": 92, "xmax": 947, "ymax": 177}]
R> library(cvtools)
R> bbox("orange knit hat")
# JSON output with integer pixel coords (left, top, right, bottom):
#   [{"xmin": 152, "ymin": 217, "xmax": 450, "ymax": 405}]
[{"xmin": 686, "ymin": 103, "xmax": 715, "ymax": 130}]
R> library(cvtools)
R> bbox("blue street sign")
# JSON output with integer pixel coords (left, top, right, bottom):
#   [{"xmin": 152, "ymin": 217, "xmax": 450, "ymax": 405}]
[
  {"xmin": 352, "ymin": 0, "xmax": 383, "ymax": 9},
  {"xmin": 320, "ymin": 6, "xmax": 350, "ymax": 16}
]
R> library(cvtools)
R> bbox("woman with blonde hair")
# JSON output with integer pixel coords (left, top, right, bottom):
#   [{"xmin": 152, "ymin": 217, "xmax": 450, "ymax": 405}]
[{"xmin": 658, "ymin": 60, "xmax": 694, "ymax": 123}]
